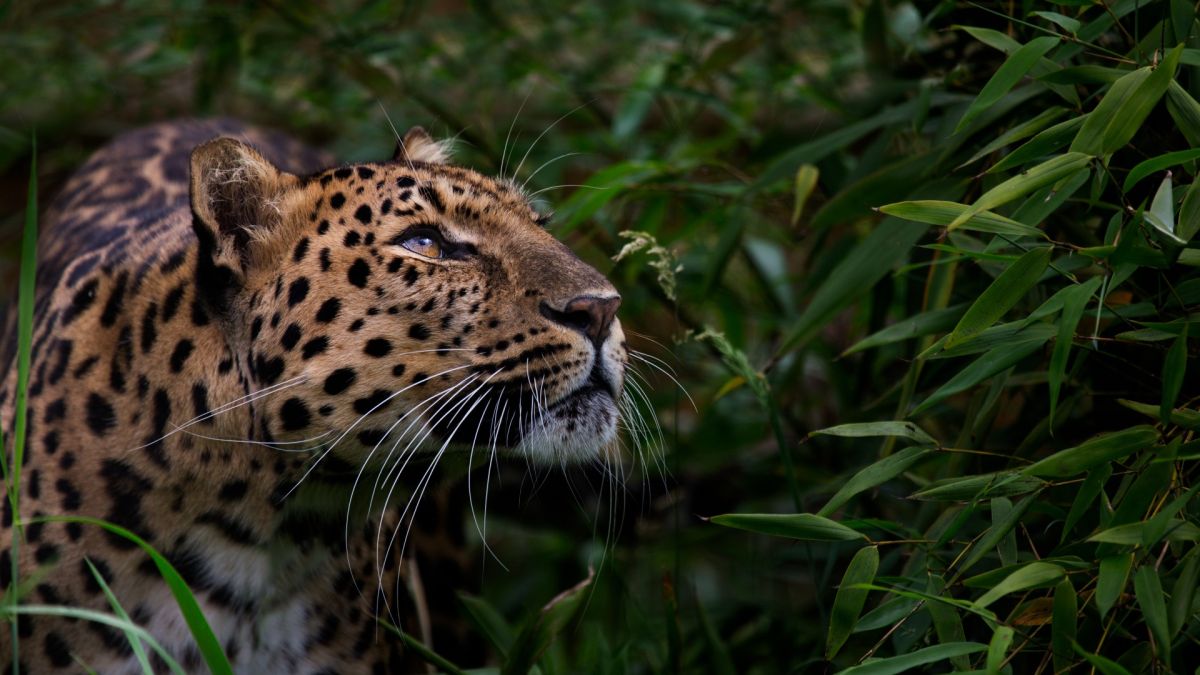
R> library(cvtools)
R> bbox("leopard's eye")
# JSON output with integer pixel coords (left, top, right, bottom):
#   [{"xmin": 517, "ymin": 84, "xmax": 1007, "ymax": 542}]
[{"xmin": 399, "ymin": 233, "xmax": 442, "ymax": 259}]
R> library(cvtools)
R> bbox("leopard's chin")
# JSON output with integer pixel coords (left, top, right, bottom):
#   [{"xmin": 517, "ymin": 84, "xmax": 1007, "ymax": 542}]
[{"xmin": 512, "ymin": 384, "xmax": 620, "ymax": 463}]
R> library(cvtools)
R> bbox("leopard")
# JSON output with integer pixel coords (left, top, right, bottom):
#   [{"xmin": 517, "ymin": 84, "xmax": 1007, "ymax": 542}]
[{"xmin": 0, "ymin": 118, "xmax": 628, "ymax": 673}]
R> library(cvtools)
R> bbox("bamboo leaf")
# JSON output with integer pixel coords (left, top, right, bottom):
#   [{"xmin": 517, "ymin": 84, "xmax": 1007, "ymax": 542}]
[
  {"xmin": 1097, "ymin": 554, "xmax": 1134, "ymax": 619},
  {"xmin": 842, "ymin": 304, "xmax": 966, "ymax": 356},
  {"xmin": 912, "ymin": 336, "xmax": 1046, "ymax": 415},
  {"xmin": 988, "ymin": 116, "xmax": 1087, "ymax": 174},
  {"xmin": 1023, "ymin": 426, "xmax": 1159, "ymax": 478},
  {"xmin": 826, "ymin": 546, "xmax": 879, "ymax": 659},
  {"xmin": 1052, "ymin": 578, "xmax": 1078, "ymax": 673},
  {"xmin": 1050, "ymin": 278, "xmax": 1102, "ymax": 426},
  {"xmin": 956, "ymin": 37, "xmax": 1060, "ymax": 133},
  {"xmin": 911, "ymin": 472, "xmax": 1045, "ymax": 502},
  {"xmin": 944, "ymin": 246, "xmax": 1053, "ymax": 348},
  {"xmin": 834, "ymin": 642, "xmax": 987, "ymax": 675},
  {"xmin": 810, "ymin": 421, "xmax": 937, "ymax": 446},
  {"xmin": 1144, "ymin": 175, "xmax": 1182, "ymax": 244},
  {"xmin": 1133, "ymin": 566, "xmax": 1171, "ymax": 667},
  {"xmin": 792, "ymin": 164, "xmax": 819, "ymax": 225},
  {"xmin": 974, "ymin": 562, "xmax": 1065, "ymax": 609},
  {"xmin": 1169, "ymin": 547, "xmax": 1200, "ymax": 638},
  {"xmin": 953, "ymin": 154, "xmax": 1091, "ymax": 229},
  {"xmin": 1161, "ymin": 324, "xmax": 1188, "ymax": 423},
  {"xmin": 709, "ymin": 513, "xmax": 867, "ymax": 541},
  {"xmin": 1089, "ymin": 520, "xmax": 1200, "ymax": 545},
  {"xmin": 1122, "ymin": 148, "xmax": 1200, "ymax": 192},
  {"xmin": 817, "ymin": 446, "xmax": 934, "ymax": 517},
  {"xmin": 880, "ymin": 200, "xmax": 1046, "ymax": 238},
  {"xmin": 986, "ymin": 625, "xmax": 1014, "ymax": 675},
  {"xmin": 501, "ymin": 569, "xmax": 594, "ymax": 675}
]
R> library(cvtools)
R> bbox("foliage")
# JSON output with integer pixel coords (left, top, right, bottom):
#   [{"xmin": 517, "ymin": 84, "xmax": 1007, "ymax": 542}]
[{"xmin": 5, "ymin": 0, "xmax": 1200, "ymax": 672}]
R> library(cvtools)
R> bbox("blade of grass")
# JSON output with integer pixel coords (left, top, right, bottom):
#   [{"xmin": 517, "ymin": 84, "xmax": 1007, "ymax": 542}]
[{"xmin": 85, "ymin": 559, "xmax": 155, "ymax": 674}]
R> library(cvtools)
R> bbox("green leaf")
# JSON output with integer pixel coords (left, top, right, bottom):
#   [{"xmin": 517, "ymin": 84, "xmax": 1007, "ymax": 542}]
[
  {"xmin": 986, "ymin": 625, "xmax": 1014, "ymax": 675},
  {"xmin": 457, "ymin": 593, "xmax": 515, "ymax": 658},
  {"xmin": 1089, "ymin": 520, "xmax": 1200, "ymax": 545},
  {"xmin": 379, "ymin": 620, "xmax": 469, "ymax": 675},
  {"xmin": 1144, "ymin": 175, "xmax": 1182, "ymax": 244},
  {"xmin": 792, "ymin": 164, "xmax": 819, "ymax": 225},
  {"xmin": 952, "ymin": 153, "xmax": 1091, "ymax": 229},
  {"xmin": 1134, "ymin": 566, "xmax": 1171, "ymax": 666},
  {"xmin": 1122, "ymin": 148, "xmax": 1200, "ymax": 192},
  {"xmin": 1032, "ymin": 10, "xmax": 1081, "ymax": 33},
  {"xmin": 1063, "ymin": 463, "xmax": 1113, "ymax": 543},
  {"xmin": 842, "ymin": 304, "xmax": 966, "ymax": 356},
  {"xmin": 880, "ymin": 200, "xmax": 1046, "ymax": 238},
  {"xmin": 778, "ymin": 217, "xmax": 929, "ymax": 354},
  {"xmin": 709, "ymin": 513, "xmax": 866, "ymax": 541},
  {"xmin": 912, "ymin": 472, "xmax": 1045, "ymax": 502},
  {"xmin": 1072, "ymin": 642, "xmax": 1134, "ymax": 675},
  {"xmin": 501, "ymin": 570, "xmax": 594, "ymax": 675},
  {"xmin": 811, "ymin": 421, "xmax": 937, "ymax": 446},
  {"xmin": 1023, "ymin": 426, "xmax": 1159, "ymax": 478},
  {"xmin": 1167, "ymin": 80, "xmax": 1200, "ymax": 147},
  {"xmin": 1052, "ymin": 578, "xmax": 1078, "ymax": 673},
  {"xmin": 555, "ymin": 161, "xmax": 666, "ymax": 233},
  {"xmin": 834, "ymin": 642, "xmax": 987, "ymax": 675},
  {"xmin": 1169, "ymin": 547, "xmax": 1200, "ymax": 638},
  {"xmin": 944, "ymin": 246, "xmax": 1053, "ymax": 348},
  {"xmin": 1050, "ymin": 278, "xmax": 1102, "ymax": 426},
  {"xmin": 989, "ymin": 116, "xmax": 1087, "ymax": 174},
  {"xmin": 960, "ymin": 107, "xmax": 1069, "ymax": 168},
  {"xmin": 956, "ymin": 36, "xmax": 1060, "ymax": 133},
  {"xmin": 1097, "ymin": 555, "xmax": 1133, "ymax": 619},
  {"xmin": 993, "ymin": 497, "xmax": 1017, "ymax": 566},
  {"xmin": 1143, "ymin": 483, "xmax": 1200, "ymax": 547},
  {"xmin": 974, "ymin": 562, "xmax": 1065, "ymax": 609},
  {"xmin": 1161, "ymin": 325, "xmax": 1188, "ymax": 423},
  {"xmin": 1179, "ymin": 173, "xmax": 1200, "ymax": 242},
  {"xmin": 913, "ymin": 339, "xmax": 1046, "ymax": 415},
  {"xmin": 1118, "ymin": 399, "xmax": 1200, "ymax": 428},
  {"xmin": 1071, "ymin": 45, "xmax": 1184, "ymax": 156},
  {"xmin": 817, "ymin": 446, "xmax": 934, "ymax": 517},
  {"xmin": 826, "ymin": 546, "xmax": 879, "ymax": 659}
]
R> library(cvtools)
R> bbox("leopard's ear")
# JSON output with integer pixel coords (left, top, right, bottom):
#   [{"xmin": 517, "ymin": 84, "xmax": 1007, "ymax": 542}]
[
  {"xmin": 190, "ymin": 137, "xmax": 296, "ymax": 260},
  {"xmin": 392, "ymin": 126, "xmax": 450, "ymax": 164}
]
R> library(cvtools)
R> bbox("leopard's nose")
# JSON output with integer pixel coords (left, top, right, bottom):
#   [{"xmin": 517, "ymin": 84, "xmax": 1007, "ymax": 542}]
[{"xmin": 540, "ymin": 295, "xmax": 621, "ymax": 345}]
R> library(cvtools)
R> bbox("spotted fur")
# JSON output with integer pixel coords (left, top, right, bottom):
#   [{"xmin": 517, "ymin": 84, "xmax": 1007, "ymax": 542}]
[{"xmin": 0, "ymin": 119, "xmax": 627, "ymax": 673}]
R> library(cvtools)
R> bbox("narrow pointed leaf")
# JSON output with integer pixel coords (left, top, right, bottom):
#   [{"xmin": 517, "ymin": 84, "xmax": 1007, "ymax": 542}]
[
  {"xmin": 1179, "ymin": 173, "xmax": 1200, "ymax": 242},
  {"xmin": 944, "ymin": 246, "xmax": 1052, "ymax": 349},
  {"xmin": 913, "ymin": 336, "xmax": 1045, "ymax": 415},
  {"xmin": 1023, "ymin": 426, "xmax": 1158, "ymax": 478},
  {"xmin": 1161, "ymin": 325, "xmax": 1188, "ymax": 423},
  {"xmin": 709, "ymin": 513, "xmax": 866, "ymax": 541},
  {"xmin": 1145, "ymin": 175, "xmax": 1182, "ymax": 243},
  {"xmin": 952, "ymin": 154, "xmax": 1091, "ymax": 229},
  {"xmin": 1050, "ymin": 278, "xmax": 1102, "ymax": 426},
  {"xmin": 974, "ymin": 562, "xmax": 1064, "ymax": 609},
  {"xmin": 818, "ymin": 446, "xmax": 934, "ymax": 517},
  {"xmin": 834, "ymin": 642, "xmax": 987, "ymax": 675},
  {"xmin": 1052, "ymin": 578, "xmax": 1077, "ymax": 673},
  {"xmin": 1122, "ymin": 148, "xmax": 1200, "ymax": 192},
  {"xmin": 842, "ymin": 304, "xmax": 966, "ymax": 356},
  {"xmin": 880, "ymin": 200, "xmax": 1046, "ymax": 238},
  {"xmin": 986, "ymin": 625, "xmax": 1014, "ymax": 675},
  {"xmin": 826, "ymin": 546, "xmax": 879, "ymax": 659},
  {"xmin": 1133, "ymin": 566, "xmax": 1171, "ymax": 666},
  {"xmin": 956, "ymin": 37, "xmax": 1060, "ymax": 132},
  {"xmin": 911, "ymin": 472, "xmax": 1045, "ymax": 502},
  {"xmin": 501, "ymin": 570, "xmax": 594, "ymax": 675},
  {"xmin": 1169, "ymin": 547, "xmax": 1200, "ymax": 638},
  {"xmin": 989, "ymin": 116, "xmax": 1086, "ymax": 174},
  {"xmin": 792, "ymin": 164, "xmax": 819, "ymax": 225},
  {"xmin": 811, "ymin": 421, "xmax": 937, "ymax": 446}
]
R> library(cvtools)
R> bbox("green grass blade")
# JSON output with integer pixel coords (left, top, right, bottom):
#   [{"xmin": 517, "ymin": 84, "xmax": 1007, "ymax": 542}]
[
  {"xmin": 33, "ymin": 516, "xmax": 232, "ymax": 674},
  {"xmin": 1, "ymin": 605, "xmax": 184, "ymax": 674},
  {"xmin": 379, "ymin": 619, "xmax": 468, "ymax": 675},
  {"xmin": 84, "ymin": 559, "xmax": 156, "ymax": 674}
]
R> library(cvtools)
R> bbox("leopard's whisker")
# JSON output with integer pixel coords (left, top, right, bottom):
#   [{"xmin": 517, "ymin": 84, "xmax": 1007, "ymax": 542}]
[
  {"xmin": 527, "ymin": 184, "xmax": 606, "ymax": 199},
  {"xmin": 628, "ymin": 351, "xmax": 696, "ymax": 412},
  {"xmin": 282, "ymin": 363, "xmax": 477, "ymax": 503},
  {"xmin": 179, "ymin": 427, "xmax": 334, "ymax": 452},
  {"xmin": 520, "ymin": 151, "xmax": 583, "ymax": 192},
  {"xmin": 511, "ymin": 100, "xmax": 594, "ymax": 182},
  {"xmin": 499, "ymin": 86, "xmax": 534, "ymax": 180}
]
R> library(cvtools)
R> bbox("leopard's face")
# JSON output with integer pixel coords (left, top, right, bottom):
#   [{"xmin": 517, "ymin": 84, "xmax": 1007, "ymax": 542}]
[{"xmin": 191, "ymin": 129, "xmax": 626, "ymax": 467}]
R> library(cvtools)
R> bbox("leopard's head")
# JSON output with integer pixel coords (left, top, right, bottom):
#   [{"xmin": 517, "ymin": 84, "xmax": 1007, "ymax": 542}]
[{"xmin": 189, "ymin": 128, "xmax": 626, "ymax": 467}]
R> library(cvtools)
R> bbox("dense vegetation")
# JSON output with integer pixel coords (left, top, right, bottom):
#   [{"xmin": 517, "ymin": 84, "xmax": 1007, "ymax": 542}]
[{"xmin": 5, "ymin": 0, "xmax": 1200, "ymax": 672}]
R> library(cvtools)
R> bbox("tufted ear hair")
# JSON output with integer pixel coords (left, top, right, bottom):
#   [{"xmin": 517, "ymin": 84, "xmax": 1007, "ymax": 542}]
[
  {"xmin": 190, "ymin": 137, "xmax": 297, "ymax": 261},
  {"xmin": 392, "ymin": 126, "xmax": 450, "ymax": 164}
]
